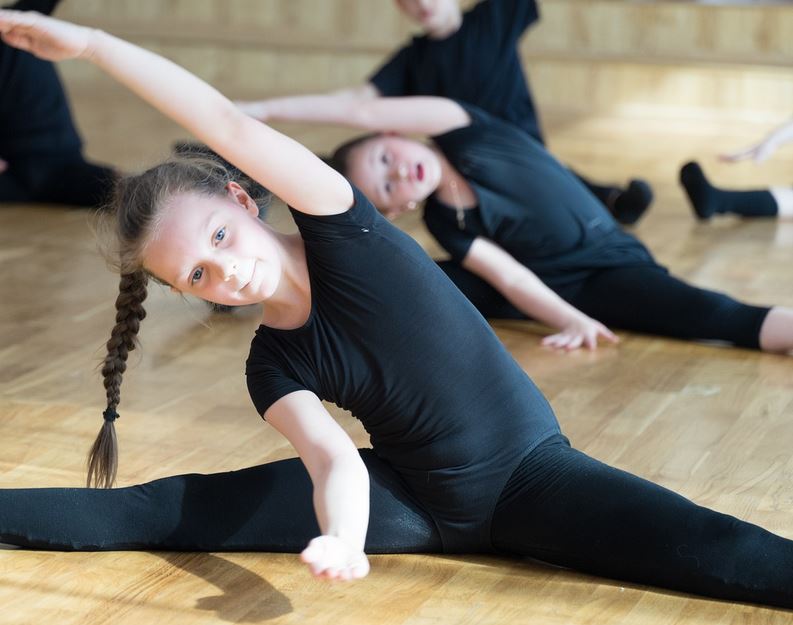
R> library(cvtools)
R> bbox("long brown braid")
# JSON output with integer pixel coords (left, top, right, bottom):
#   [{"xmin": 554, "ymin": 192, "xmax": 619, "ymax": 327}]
[
  {"xmin": 87, "ymin": 151, "xmax": 271, "ymax": 488},
  {"xmin": 87, "ymin": 270, "xmax": 148, "ymax": 488}
]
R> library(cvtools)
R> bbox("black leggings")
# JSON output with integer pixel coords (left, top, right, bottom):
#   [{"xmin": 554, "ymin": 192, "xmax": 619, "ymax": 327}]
[
  {"xmin": 0, "ymin": 153, "xmax": 116, "ymax": 207},
  {"xmin": 438, "ymin": 262, "xmax": 771, "ymax": 349},
  {"xmin": 1, "ymin": 1, "xmax": 116, "ymax": 208},
  {"xmin": 1, "ymin": 438, "xmax": 791, "ymax": 608}
]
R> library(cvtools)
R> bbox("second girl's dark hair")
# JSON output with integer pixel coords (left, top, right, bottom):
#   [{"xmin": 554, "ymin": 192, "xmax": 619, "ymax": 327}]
[
  {"xmin": 87, "ymin": 152, "xmax": 271, "ymax": 488},
  {"xmin": 324, "ymin": 133, "xmax": 380, "ymax": 177}
]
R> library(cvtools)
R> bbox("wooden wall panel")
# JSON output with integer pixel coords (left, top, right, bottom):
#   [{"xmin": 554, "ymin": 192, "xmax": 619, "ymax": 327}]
[{"xmin": 52, "ymin": 1, "xmax": 793, "ymax": 127}]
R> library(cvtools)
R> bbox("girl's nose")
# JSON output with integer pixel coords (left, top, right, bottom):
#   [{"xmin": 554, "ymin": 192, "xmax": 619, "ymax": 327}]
[
  {"xmin": 221, "ymin": 259, "xmax": 237, "ymax": 282},
  {"xmin": 396, "ymin": 163, "xmax": 408, "ymax": 180}
]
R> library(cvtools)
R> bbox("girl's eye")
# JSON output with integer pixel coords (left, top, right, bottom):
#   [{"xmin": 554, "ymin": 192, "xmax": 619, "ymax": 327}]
[
  {"xmin": 191, "ymin": 267, "xmax": 204, "ymax": 284},
  {"xmin": 381, "ymin": 153, "xmax": 388, "ymax": 165},
  {"xmin": 214, "ymin": 227, "xmax": 226, "ymax": 243},
  {"xmin": 384, "ymin": 182, "xmax": 392, "ymax": 194}
]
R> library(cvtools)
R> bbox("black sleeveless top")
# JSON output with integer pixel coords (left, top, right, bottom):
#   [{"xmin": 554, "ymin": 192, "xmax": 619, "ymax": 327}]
[
  {"xmin": 370, "ymin": 0, "xmax": 544, "ymax": 143},
  {"xmin": 424, "ymin": 104, "xmax": 657, "ymax": 292},
  {"xmin": 246, "ymin": 185, "xmax": 559, "ymax": 552}
]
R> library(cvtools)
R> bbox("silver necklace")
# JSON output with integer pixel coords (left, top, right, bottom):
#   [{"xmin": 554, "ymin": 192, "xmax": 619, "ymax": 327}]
[{"xmin": 449, "ymin": 178, "xmax": 466, "ymax": 230}]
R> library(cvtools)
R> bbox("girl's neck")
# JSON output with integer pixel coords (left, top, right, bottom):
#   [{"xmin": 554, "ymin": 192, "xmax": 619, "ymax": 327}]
[
  {"xmin": 432, "ymin": 148, "xmax": 477, "ymax": 209},
  {"xmin": 426, "ymin": 11, "xmax": 463, "ymax": 39},
  {"xmin": 259, "ymin": 232, "xmax": 312, "ymax": 330}
]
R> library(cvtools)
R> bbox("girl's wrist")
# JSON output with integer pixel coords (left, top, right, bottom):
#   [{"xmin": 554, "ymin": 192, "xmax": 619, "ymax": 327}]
[{"xmin": 79, "ymin": 27, "xmax": 104, "ymax": 62}]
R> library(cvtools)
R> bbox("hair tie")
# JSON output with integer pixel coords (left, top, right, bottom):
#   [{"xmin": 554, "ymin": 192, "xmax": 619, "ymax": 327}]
[{"xmin": 103, "ymin": 407, "xmax": 119, "ymax": 422}]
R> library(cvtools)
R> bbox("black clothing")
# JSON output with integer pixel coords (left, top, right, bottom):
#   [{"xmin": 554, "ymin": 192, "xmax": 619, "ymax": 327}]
[
  {"xmin": 246, "ymin": 185, "xmax": 559, "ymax": 552},
  {"xmin": 0, "ymin": 186, "xmax": 791, "ymax": 606},
  {"xmin": 425, "ymin": 104, "xmax": 655, "ymax": 292},
  {"xmin": 0, "ymin": 0, "xmax": 115, "ymax": 206},
  {"xmin": 680, "ymin": 161, "xmax": 779, "ymax": 220},
  {"xmin": 370, "ymin": 0, "xmax": 544, "ymax": 143},
  {"xmin": 438, "ymin": 262, "xmax": 770, "ymax": 350},
  {"xmin": 368, "ymin": 0, "xmax": 653, "ymax": 225},
  {"xmin": 425, "ymin": 106, "xmax": 771, "ymax": 347},
  {"xmin": 2, "ymin": 436, "xmax": 793, "ymax": 609},
  {"xmin": 491, "ymin": 435, "xmax": 793, "ymax": 608},
  {"xmin": 0, "ymin": 450, "xmax": 443, "ymax": 554}
]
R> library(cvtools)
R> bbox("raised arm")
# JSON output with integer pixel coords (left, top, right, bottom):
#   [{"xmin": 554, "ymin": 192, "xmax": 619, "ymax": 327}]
[
  {"xmin": 242, "ymin": 89, "xmax": 471, "ymax": 137},
  {"xmin": 463, "ymin": 237, "xmax": 619, "ymax": 351},
  {"xmin": 720, "ymin": 118, "xmax": 793, "ymax": 164},
  {"xmin": 265, "ymin": 390, "xmax": 370, "ymax": 581},
  {"xmin": 236, "ymin": 83, "xmax": 380, "ymax": 123},
  {"xmin": 0, "ymin": 9, "xmax": 351, "ymax": 215}
]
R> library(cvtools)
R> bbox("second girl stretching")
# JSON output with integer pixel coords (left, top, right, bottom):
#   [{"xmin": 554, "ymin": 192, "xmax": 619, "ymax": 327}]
[{"xmin": 0, "ymin": 9, "xmax": 792, "ymax": 609}]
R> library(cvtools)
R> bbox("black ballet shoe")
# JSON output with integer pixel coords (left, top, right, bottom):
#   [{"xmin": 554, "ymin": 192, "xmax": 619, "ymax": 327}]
[
  {"xmin": 612, "ymin": 179, "xmax": 653, "ymax": 225},
  {"xmin": 679, "ymin": 161, "xmax": 716, "ymax": 220}
]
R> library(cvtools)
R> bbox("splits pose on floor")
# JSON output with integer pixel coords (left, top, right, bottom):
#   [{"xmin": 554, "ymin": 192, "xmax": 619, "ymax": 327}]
[{"xmin": 0, "ymin": 9, "xmax": 791, "ymax": 609}]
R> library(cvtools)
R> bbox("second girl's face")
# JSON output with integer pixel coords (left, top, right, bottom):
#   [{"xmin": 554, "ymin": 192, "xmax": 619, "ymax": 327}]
[
  {"xmin": 143, "ymin": 184, "xmax": 281, "ymax": 306},
  {"xmin": 345, "ymin": 135, "xmax": 442, "ymax": 219},
  {"xmin": 395, "ymin": 0, "xmax": 460, "ymax": 34}
]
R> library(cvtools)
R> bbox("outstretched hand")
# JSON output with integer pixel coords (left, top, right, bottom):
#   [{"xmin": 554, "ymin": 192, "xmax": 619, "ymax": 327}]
[
  {"xmin": 719, "ymin": 140, "xmax": 776, "ymax": 164},
  {"xmin": 542, "ymin": 314, "xmax": 619, "ymax": 351},
  {"xmin": 0, "ymin": 9, "xmax": 94, "ymax": 61},
  {"xmin": 301, "ymin": 535, "xmax": 370, "ymax": 581}
]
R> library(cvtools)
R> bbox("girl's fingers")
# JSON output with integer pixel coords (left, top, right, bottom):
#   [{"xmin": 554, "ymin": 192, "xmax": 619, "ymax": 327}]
[{"xmin": 600, "ymin": 327, "xmax": 619, "ymax": 343}]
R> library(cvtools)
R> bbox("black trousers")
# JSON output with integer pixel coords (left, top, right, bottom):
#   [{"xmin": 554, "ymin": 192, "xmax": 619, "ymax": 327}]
[
  {"xmin": 437, "ymin": 262, "xmax": 771, "ymax": 349},
  {"xmin": 1, "ymin": 436, "xmax": 791, "ymax": 608},
  {"xmin": 0, "ymin": 153, "xmax": 116, "ymax": 206},
  {"xmin": 0, "ymin": 1, "xmax": 115, "ymax": 207}
]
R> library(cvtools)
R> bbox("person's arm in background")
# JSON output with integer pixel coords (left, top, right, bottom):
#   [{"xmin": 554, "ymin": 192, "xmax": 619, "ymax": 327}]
[
  {"xmin": 463, "ymin": 237, "xmax": 619, "ymax": 351},
  {"xmin": 720, "ymin": 118, "xmax": 793, "ymax": 164},
  {"xmin": 235, "ymin": 82, "xmax": 380, "ymax": 123}
]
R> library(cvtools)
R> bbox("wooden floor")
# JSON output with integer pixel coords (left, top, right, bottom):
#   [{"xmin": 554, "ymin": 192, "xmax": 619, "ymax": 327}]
[{"xmin": 1, "ymin": 100, "xmax": 792, "ymax": 624}]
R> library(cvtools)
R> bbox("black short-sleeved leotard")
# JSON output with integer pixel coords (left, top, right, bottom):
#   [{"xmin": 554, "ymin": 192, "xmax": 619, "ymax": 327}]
[
  {"xmin": 246, "ymin": 185, "xmax": 559, "ymax": 552},
  {"xmin": 423, "ymin": 105, "xmax": 657, "ymax": 293},
  {"xmin": 369, "ymin": 0, "xmax": 544, "ymax": 143}
]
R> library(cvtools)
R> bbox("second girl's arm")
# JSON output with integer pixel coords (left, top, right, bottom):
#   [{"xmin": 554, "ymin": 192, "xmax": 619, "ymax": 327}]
[
  {"xmin": 0, "ymin": 10, "xmax": 351, "ymax": 215},
  {"xmin": 236, "ymin": 83, "xmax": 380, "ymax": 123},
  {"xmin": 265, "ymin": 390, "xmax": 370, "ymax": 580},
  {"xmin": 243, "ymin": 91, "xmax": 471, "ymax": 137},
  {"xmin": 463, "ymin": 237, "xmax": 618, "ymax": 350}
]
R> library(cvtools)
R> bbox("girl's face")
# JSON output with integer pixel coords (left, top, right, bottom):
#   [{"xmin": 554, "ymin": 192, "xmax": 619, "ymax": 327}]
[
  {"xmin": 395, "ymin": 0, "xmax": 460, "ymax": 34},
  {"xmin": 143, "ymin": 183, "xmax": 282, "ymax": 306},
  {"xmin": 345, "ymin": 135, "xmax": 442, "ymax": 220}
]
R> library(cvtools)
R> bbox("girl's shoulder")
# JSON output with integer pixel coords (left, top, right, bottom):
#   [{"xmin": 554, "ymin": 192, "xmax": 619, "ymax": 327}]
[{"xmin": 288, "ymin": 182, "xmax": 382, "ymax": 243}]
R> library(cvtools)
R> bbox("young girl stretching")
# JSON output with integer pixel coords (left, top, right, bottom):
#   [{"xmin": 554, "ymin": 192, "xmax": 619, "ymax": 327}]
[
  {"xmin": 0, "ymin": 10, "xmax": 792, "ymax": 607},
  {"xmin": 237, "ymin": 0, "xmax": 653, "ymax": 225},
  {"xmin": 252, "ymin": 94, "xmax": 793, "ymax": 353}
]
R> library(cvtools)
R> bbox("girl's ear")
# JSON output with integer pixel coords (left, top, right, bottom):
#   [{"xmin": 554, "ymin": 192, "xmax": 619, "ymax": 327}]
[{"xmin": 226, "ymin": 181, "xmax": 258, "ymax": 216}]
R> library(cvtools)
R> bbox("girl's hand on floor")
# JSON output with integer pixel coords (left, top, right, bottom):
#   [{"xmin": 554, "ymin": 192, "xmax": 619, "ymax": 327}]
[
  {"xmin": 301, "ymin": 535, "xmax": 370, "ymax": 581},
  {"xmin": 0, "ymin": 10, "xmax": 95, "ymax": 61},
  {"xmin": 542, "ymin": 315, "xmax": 619, "ymax": 351}
]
